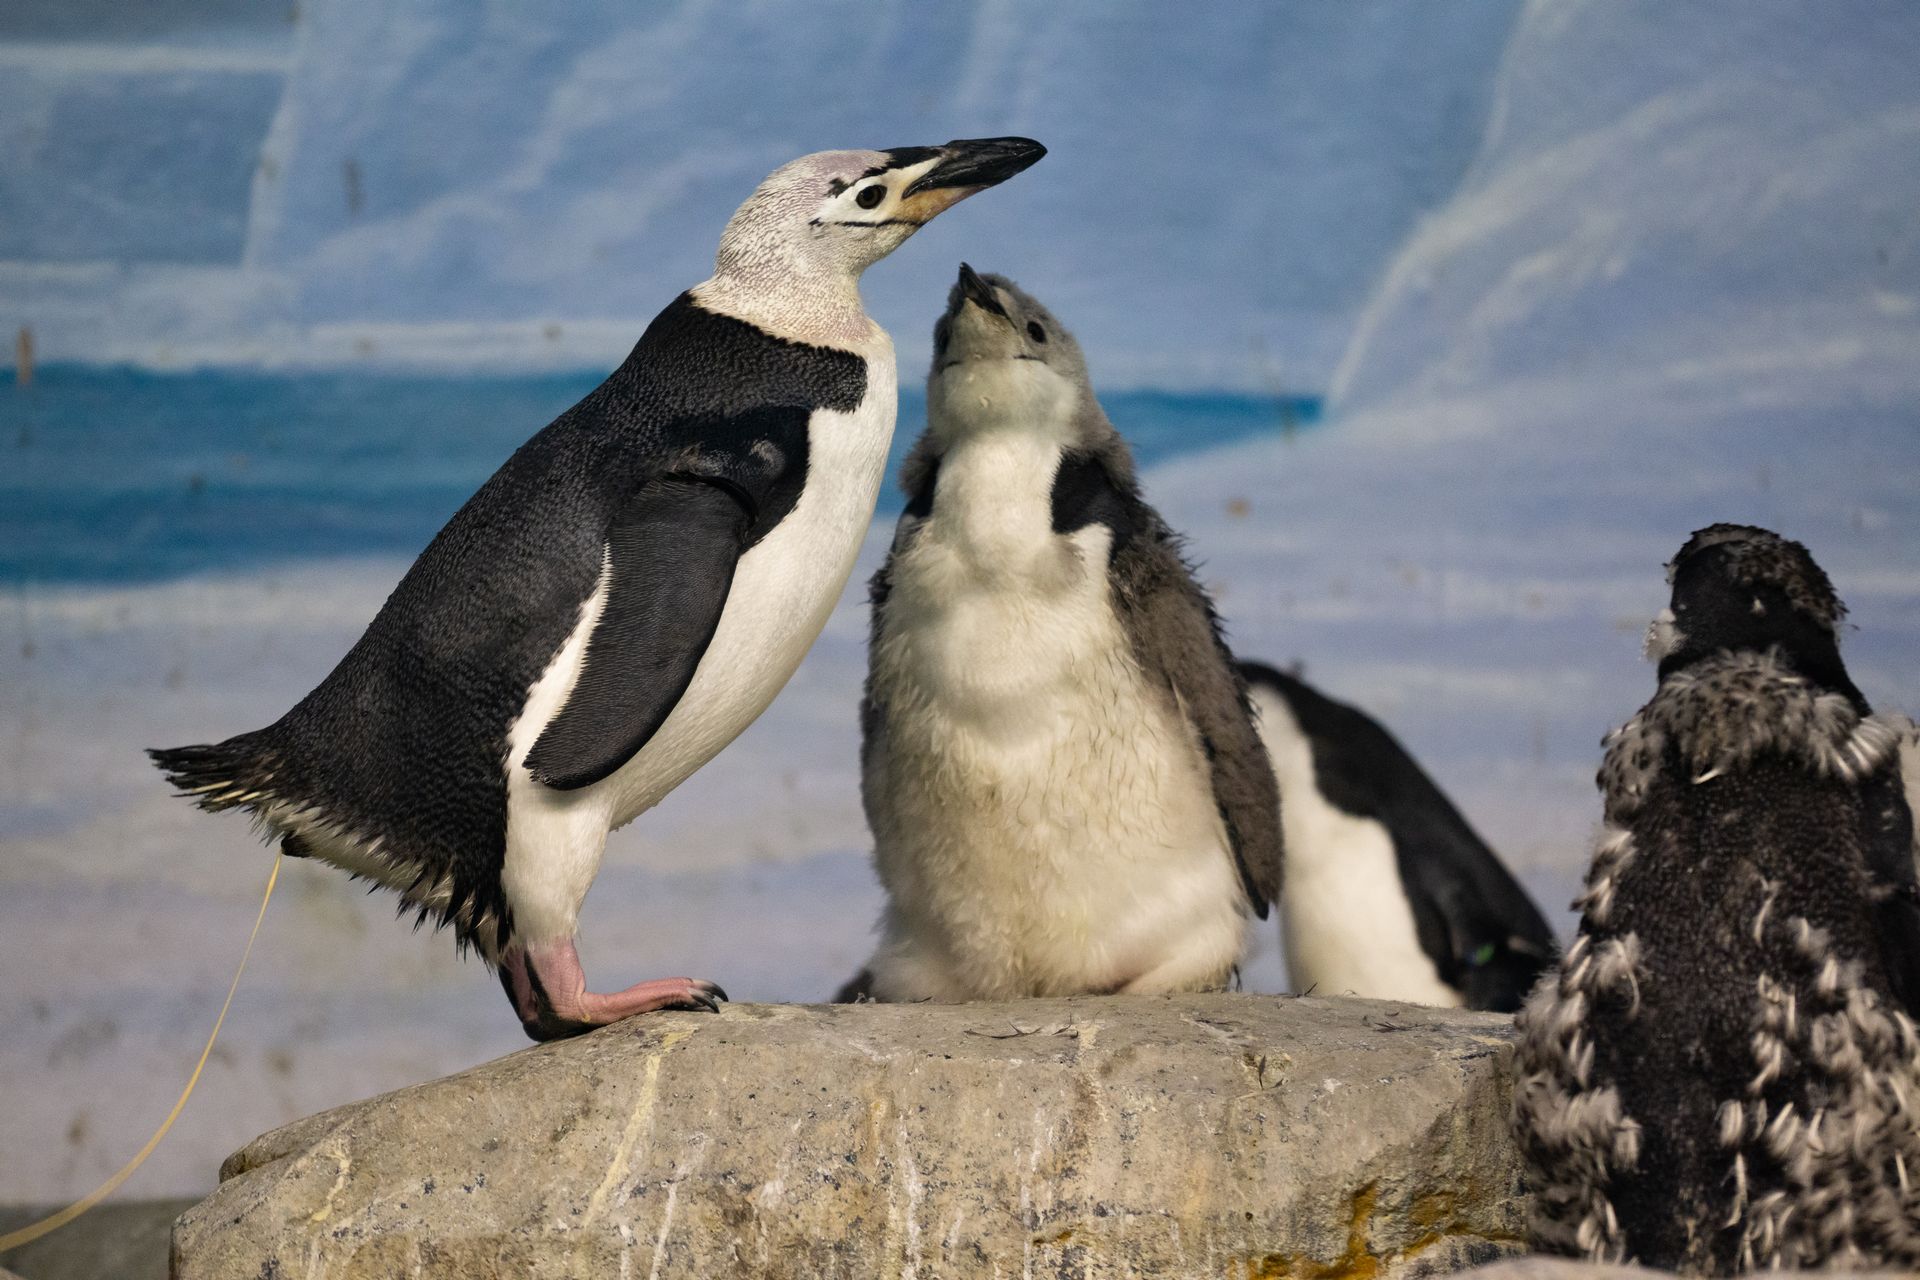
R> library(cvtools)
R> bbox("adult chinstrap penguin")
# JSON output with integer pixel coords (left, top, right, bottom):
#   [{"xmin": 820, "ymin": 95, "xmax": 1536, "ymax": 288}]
[
  {"xmin": 842, "ymin": 265, "xmax": 1283, "ymax": 1003},
  {"xmin": 1238, "ymin": 661, "xmax": 1554, "ymax": 1011},
  {"xmin": 151, "ymin": 139, "xmax": 1045, "ymax": 1041},
  {"xmin": 1513, "ymin": 524, "xmax": 1920, "ymax": 1273}
]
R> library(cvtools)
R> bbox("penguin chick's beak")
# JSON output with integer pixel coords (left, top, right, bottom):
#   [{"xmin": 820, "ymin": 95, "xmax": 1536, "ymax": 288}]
[
  {"xmin": 956, "ymin": 262, "xmax": 1008, "ymax": 318},
  {"xmin": 896, "ymin": 136, "xmax": 1046, "ymax": 222}
]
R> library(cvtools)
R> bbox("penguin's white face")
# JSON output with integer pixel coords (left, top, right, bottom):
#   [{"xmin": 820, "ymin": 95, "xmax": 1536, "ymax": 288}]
[
  {"xmin": 809, "ymin": 151, "xmax": 945, "ymax": 269},
  {"xmin": 715, "ymin": 139, "xmax": 1046, "ymax": 284}
]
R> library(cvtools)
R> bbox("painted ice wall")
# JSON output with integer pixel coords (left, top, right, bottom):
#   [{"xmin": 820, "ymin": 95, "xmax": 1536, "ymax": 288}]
[
  {"xmin": 1332, "ymin": 0, "xmax": 1920, "ymax": 417},
  {"xmin": 1, "ymin": 0, "xmax": 1522, "ymax": 386},
  {"xmin": 7, "ymin": 0, "xmax": 1920, "ymax": 1205},
  {"xmin": 1176, "ymin": 0, "xmax": 1920, "ymax": 905}
]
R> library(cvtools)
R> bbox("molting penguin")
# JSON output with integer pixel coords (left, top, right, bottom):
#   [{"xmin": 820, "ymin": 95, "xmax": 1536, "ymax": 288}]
[
  {"xmin": 842, "ymin": 266, "xmax": 1283, "ymax": 1003},
  {"xmin": 1238, "ymin": 661, "xmax": 1554, "ymax": 1011},
  {"xmin": 1513, "ymin": 524, "xmax": 1920, "ymax": 1273},
  {"xmin": 150, "ymin": 139, "xmax": 1045, "ymax": 1041}
]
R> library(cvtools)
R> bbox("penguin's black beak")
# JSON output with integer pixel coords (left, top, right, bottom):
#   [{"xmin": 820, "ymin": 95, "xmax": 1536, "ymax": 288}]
[
  {"xmin": 905, "ymin": 137, "xmax": 1047, "ymax": 196},
  {"xmin": 894, "ymin": 137, "xmax": 1046, "ymax": 222},
  {"xmin": 956, "ymin": 262, "xmax": 1008, "ymax": 318}
]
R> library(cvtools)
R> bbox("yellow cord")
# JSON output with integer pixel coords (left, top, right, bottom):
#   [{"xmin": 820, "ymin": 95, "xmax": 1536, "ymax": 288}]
[{"xmin": 0, "ymin": 852, "xmax": 281, "ymax": 1255}]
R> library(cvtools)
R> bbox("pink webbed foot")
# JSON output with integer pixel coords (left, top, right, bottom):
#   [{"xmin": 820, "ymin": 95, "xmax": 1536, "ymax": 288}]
[{"xmin": 499, "ymin": 938, "xmax": 726, "ymax": 1042}]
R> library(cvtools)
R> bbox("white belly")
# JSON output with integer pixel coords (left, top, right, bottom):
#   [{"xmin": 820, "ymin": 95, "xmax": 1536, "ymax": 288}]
[
  {"xmin": 1247, "ymin": 685, "xmax": 1461, "ymax": 1005},
  {"xmin": 863, "ymin": 429, "xmax": 1248, "ymax": 1001},
  {"xmin": 500, "ymin": 342, "xmax": 896, "ymax": 941}
]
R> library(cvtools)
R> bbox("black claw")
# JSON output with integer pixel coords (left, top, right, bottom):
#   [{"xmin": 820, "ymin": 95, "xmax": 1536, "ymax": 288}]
[{"xmin": 705, "ymin": 982, "xmax": 729, "ymax": 1004}]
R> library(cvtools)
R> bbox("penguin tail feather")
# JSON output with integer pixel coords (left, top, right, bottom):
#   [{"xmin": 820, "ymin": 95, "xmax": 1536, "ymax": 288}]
[{"xmin": 148, "ymin": 734, "xmax": 283, "ymax": 815}]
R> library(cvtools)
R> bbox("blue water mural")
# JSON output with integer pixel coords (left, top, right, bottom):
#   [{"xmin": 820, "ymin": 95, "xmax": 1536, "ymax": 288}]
[{"xmin": 0, "ymin": 367, "xmax": 1319, "ymax": 586}]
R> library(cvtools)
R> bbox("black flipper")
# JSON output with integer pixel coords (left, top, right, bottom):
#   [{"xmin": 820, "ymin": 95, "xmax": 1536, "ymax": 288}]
[{"xmin": 523, "ymin": 475, "xmax": 753, "ymax": 790}]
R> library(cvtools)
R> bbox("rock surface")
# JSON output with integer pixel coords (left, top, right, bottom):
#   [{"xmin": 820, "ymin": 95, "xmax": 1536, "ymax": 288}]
[
  {"xmin": 175, "ymin": 994, "xmax": 1522, "ymax": 1278},
  {"xmin": 1462, "ymin": 1263, "xmax": 1916, "ymax": 1279},
  {"xmin": 1464, "ymin": 1266, "xmax": 1661, "ymax": 1280}
]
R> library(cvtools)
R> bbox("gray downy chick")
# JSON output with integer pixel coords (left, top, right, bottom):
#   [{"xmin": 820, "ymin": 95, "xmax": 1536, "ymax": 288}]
[
  {"xmin": 841, "ymin": 264, "xmax": 1283, "ymax": 1003},
  {"xmin": 1513, "ymin": 523, "xmax": 1920, "ymax": 1273}
]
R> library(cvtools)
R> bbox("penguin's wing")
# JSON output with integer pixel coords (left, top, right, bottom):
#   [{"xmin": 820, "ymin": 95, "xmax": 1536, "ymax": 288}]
[
  {"xmin": 1071, "ymin": 458, "xmax": 1283, "ymax": 914},
  {"xmin": 861, "ymin": 475, "xmax": 935, "ymax": 782},
  {"xmin": 523, "ymin": 408, "xmax": 809, "ymax": 791},
  {"xmin": 1396, "ymin": 825, "xmax": 1557, "ymax": 1012}
]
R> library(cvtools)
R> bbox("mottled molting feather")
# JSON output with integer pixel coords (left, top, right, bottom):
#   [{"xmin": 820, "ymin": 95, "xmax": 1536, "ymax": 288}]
[
  {"xmin": 1512, "ymin": 930, "xmax": 1645, "ymax": 1263},
  {"xmin": 1719, "ymin": 915, "xmax": 1920, "ymax": 1270},
  {"xmin": 1515, "ymin": 528, "xmax": 1920, "ymax": 1274},
  {"xmin": 1599, "ymin": 650, "xmax": 1904, "ymax": 818}
]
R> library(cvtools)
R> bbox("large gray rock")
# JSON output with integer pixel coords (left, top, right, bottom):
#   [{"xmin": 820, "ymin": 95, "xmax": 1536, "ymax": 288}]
[
  {"xmin": 175, "ymin": 994, "xmax": 1525, "ymax": 1278},
  {"xmin": 1462, "ymin": 1265, "xmax": 1664, "ymax": 1280},
  {"xmin": 1462, "ymin": 1263, "xmax": 1918, "ymax": 1279}
]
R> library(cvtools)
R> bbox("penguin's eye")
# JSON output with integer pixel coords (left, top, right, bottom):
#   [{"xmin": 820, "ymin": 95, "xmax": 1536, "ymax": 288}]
[
  {"xmin": 856, "ymin": 184, "xmax": 886, "ymax": 210},
  {"xmin": 1026, "ymin": 322, "xmax": 1047, "ymax": 344}
]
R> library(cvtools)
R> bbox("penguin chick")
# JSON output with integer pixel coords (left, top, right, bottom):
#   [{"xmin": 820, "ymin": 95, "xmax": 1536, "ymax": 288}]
[
  {"xmin": 846, "ymin": 265, "xmax": 1283, "ymax": 1003},
  {"xmin": 150, "ymin": 139, "xmax": 1045, "ymax": 1041},
  {"xmin": 1238, "ymin": 661, "xmax": 1554, "ymax": 1011},
  {"xmin": 1513, "ymin": 523, "xmax": 1920, "ymax": 1273}
]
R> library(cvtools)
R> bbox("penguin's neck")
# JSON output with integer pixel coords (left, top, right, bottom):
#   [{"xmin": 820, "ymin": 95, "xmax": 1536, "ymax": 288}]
[
  {"xmin": 925, "ymin": 364, "xmax": 1081, "ymax": 579},
  {"xmin": 693, "ymin": 261, "xmax": 878, "ymax": 352}
]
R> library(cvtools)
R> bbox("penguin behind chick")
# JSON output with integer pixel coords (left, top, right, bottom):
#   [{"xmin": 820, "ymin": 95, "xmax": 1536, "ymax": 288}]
[
  {"xmin": 1239, "ymin": 661, "xmax": 1554, "ymax": 1011},
  {"xmin": 841, "ymin": 265, "xmax": 1283, "ymax": 1003},
  {"xmin": 1513, "ymin": 524, "xmax": 1920, "ymax": 1273}
]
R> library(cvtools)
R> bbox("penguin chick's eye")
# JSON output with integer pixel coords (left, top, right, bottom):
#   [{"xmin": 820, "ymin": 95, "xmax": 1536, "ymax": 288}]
[
  {"xmin": 856, "ymin": 184, "xmax": 886, "ymax": 210},
  {"xmin": 1026, "ymin": 321, "xmax": 1047, "ymax": 343}
]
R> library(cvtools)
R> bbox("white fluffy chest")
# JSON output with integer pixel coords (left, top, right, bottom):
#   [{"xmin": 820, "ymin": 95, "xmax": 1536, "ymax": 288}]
[
  {"xmin": 864, "ymin": 434, "xmax": 1246, "ymax": 997},
  {"xmin": 882, "ymin": 432, "xmax": 1103, "ymax": 727},
  {"xmin": 1247, "ymin": 685, "xmax": 1459, "ymax": 1004}
]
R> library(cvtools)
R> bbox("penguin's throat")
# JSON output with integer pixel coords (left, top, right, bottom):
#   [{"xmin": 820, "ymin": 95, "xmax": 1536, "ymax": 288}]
[
  {"xmin": 929, "ymin": 359, "xmax": 1075, "ymax": 446},
  {"xmin": 696, "ymin": 259, "xmax": 876, "ymax": 350}
]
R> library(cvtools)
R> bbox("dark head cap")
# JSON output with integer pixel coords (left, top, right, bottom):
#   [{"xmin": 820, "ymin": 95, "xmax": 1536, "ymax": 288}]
[
  {"xmin": 1655, "ymin": 523, "xmax": 1861, "ymax": 701},
  {"xmin": 1669, "ymin": 524, "xmax": 1845, "ymax": 630}
]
